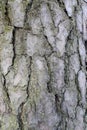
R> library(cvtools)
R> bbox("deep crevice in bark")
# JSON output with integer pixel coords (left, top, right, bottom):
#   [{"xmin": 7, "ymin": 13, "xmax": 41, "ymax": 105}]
[
  {"xmin": 2, "ymin": 74, "xmax": 10, "ymax": 102},
  {"xmin": 1, "ymin": 74, "xmax": 12, "ymax": 113},
  {"xmin": 24, "ymin": 0, "xmax": 33, "ymax": 27},
  {"xmin": 26, "ymin": 56, "xmax": 32, "ymax": 99},
  {"xmin": 12, "ymin": 27, "xmax": 16, "ymax": 66},
  {"xmin": 85, "ymin": 40, "xmax": 87, "ymax": 80},
  {"xmin": 17, "ymin": 56, "xmax": 32, "ymax": 130},
  {"xmin": 17, "ymin": 102, "xmax": 25, "ymax": 130},
  {"xmin": 4, "ymin": 0, "xmax": 11, "ymax": 25}
]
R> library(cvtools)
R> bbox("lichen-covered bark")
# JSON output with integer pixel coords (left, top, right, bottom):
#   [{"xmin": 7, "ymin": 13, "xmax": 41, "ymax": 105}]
[{"xmin": 0, "ymin": 0, "xmax": 87, "ymax": 130}]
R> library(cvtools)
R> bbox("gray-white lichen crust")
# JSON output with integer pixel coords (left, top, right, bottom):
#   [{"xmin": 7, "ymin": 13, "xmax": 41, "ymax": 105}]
[{"xmin": 0, "ymin": 0, "xmax": 87, "ymax": 130}]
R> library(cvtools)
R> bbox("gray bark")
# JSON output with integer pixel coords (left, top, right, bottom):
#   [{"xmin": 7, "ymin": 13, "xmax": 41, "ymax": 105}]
[{"xmin": 0, "ymin": 0, "xmax": 87, "ymax": 130}]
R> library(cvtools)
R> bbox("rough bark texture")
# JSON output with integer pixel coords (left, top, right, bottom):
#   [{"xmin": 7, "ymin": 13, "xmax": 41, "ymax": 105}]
[{"xmin": 0, "ymin": 0, "xmax": 87, "ymax": 130}]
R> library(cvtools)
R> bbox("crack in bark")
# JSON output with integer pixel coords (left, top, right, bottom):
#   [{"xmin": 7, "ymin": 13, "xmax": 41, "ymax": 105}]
[
  {"xmin": 1, "ymin": 74, "xmax": 12, "ymax": 113},
  {"xmin": 5, "ymin": 26, "xmax": 17, "ymax": 76},
  {"xmin": 64, "ymin": 26, "xmax": 74, "ymax": 87},
  {"xmin": 57, "ymin": 0, "xmax": 71, "ymax": 18},
  {"xmin": 17, "ymin": 102, "xmax": 25, "ymax": 130},
  {"xmin": 26, "ymin": 56, "xmax": 32, "ymax": 100},
  {"xmin": 4, "ymin": 0, "xmax": 11, "ymax": 25},
  {"xmin": 12, "ymin": 27, "xmax": 16, "ymax": 66},
  {"xmin": 55, "ymin": 94, "xmax": 62, "ymax": 113},
  {"xmin": 17, "ymin": 56, "xmax": 32, "ymax": 130},
  {"xmin": 40, "ymin": 15, "xmax": 55, "ymax": 54},
  {"xmin": 44, "ymin": 56, "xmax": 52, "ymax": 93},
  {"xmin": 83, "ymin": 0, "xmax": 87, "ymax": 3},
  {"xmin": 2, "ymin": 74, "xmax": 10, "ymax": 102},
  {"xmin": 77, "ymin": 38, "xmax": 83, "ymax": 70},
  {"xmin": 24, "ymin": 0, "xmax": 33, "ymax": 27},
  {"xmin": 75, "ymin": 73, "xmax": 82, "ymax": 107},
  {"xmin": 44, "ymin": 35, "xmax": 56, "ymax": 57}
]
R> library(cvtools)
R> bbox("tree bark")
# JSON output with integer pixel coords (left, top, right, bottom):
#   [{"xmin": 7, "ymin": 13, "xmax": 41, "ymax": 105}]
[{"xmin": 0, "ymin": 0, "xmax": 87, "ymax": 130}]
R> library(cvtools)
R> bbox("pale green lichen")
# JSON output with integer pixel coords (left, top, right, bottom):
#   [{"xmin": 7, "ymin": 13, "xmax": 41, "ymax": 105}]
[
  {"xmin": 4, "ymin": 25, "xmax": 13, "ymax": 32},
  {"xmin": 1, "ymin": 114, "xmax": 19, "ymax": 130},
  {"xmin": 0, "ymin": 25, "xmax": 13, "ymax": 44}
]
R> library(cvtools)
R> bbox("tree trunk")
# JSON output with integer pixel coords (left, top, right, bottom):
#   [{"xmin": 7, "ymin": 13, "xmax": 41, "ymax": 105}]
[{"xmin": 0, "ymin": 0, "xmax": 87, "ymax": 129}]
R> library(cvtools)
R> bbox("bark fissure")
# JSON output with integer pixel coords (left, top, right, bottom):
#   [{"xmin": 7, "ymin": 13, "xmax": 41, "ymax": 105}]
[
  {"xmin": 1, "ymin": 74, "xmax": 12, "ymax": 112},
  {"xmin": 17, "ymin": 102, "xmax": 24, "ymax": 130},
  {"xmin": 24, "ymin": 0, "xmax": 33, "ymax": 27},
  {"xmin": 17, "ymin": 56, "xmax": 32, "ymax": 130},
  {"xmin": 4, "ymin": 0, "xmax": 11, "ymax": 25},
  {"xmin": 12, "ymin": 27, "xmax": 16, "ymax": 66}
]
